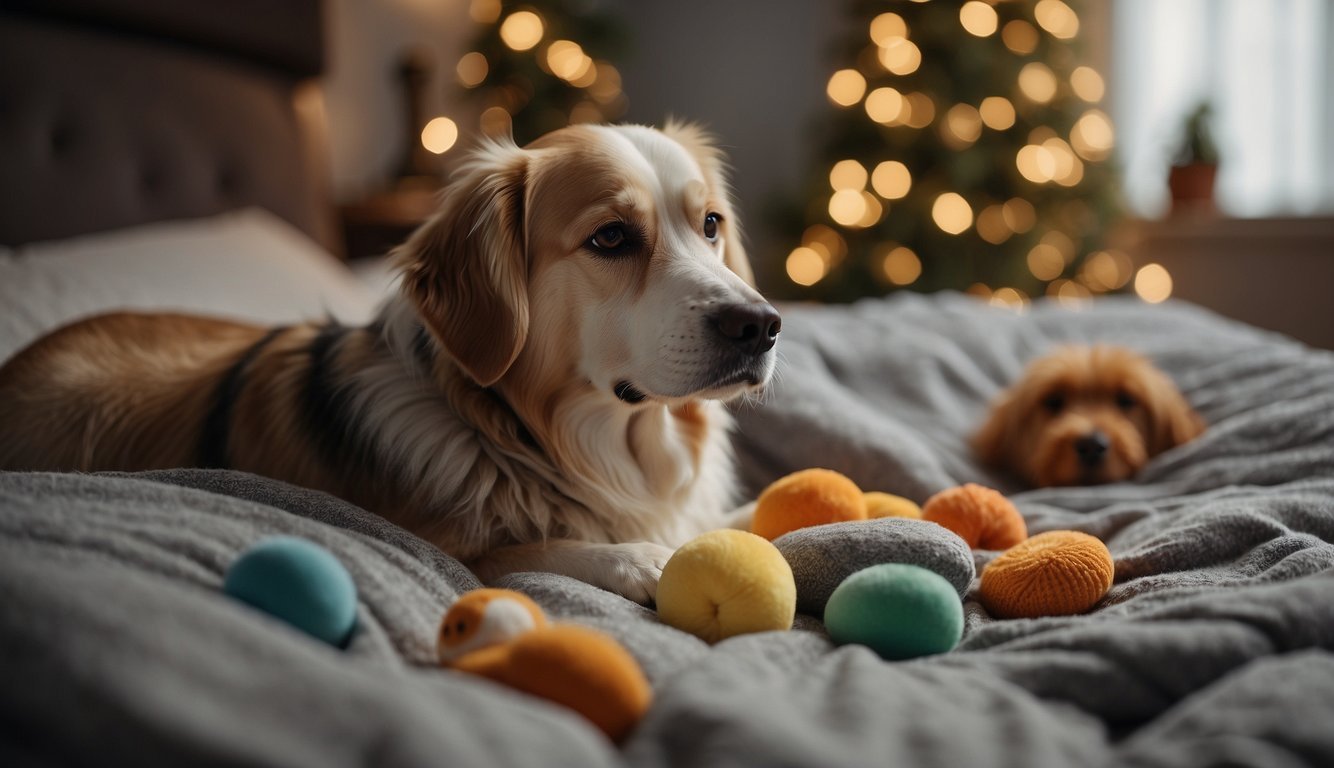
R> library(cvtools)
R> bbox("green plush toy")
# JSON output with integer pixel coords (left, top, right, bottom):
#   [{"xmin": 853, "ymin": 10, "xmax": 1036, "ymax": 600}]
[{"xmin": 824, "ymin": 563, "xmax": 963, "ymax": 660}]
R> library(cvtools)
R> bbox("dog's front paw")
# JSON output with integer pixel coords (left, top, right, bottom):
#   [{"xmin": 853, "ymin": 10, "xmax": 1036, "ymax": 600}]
[{"xmin": 596, "ymin": 542, "xmax": 675, "ymax": 604}]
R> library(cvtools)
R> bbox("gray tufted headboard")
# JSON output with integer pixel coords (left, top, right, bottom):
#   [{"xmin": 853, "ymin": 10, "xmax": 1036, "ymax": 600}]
[{"xmin": 0, "ymin": 0, "xmax": 334, "ymax": 250}]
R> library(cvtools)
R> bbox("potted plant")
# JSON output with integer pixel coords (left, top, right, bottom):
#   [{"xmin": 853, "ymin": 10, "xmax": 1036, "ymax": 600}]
[{"xmin": 1167, "ymin": 103, "xmax": 1220, "ymax": 214}]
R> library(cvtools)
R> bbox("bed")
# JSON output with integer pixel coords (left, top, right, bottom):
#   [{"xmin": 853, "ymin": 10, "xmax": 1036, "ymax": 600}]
[{"xmin": 3, "ymin": 3, "xmax": 1333, "ymax": 766}]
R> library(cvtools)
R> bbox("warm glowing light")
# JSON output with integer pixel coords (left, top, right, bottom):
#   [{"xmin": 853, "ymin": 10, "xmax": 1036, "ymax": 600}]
[
  {"xmin": 1071, "ymin": 109, "xmax": 1115, "ymax": 160},
  {"xmin": 1035, "ymin": 0, "xmax": 1080, "ymax": 39},
  {"xmin": 1082, "ymin": 250, "xmax": 1132, "ymax": 290},
  {"xmin": 1027, "ymin": 243, "xmax": 1065, "ymax": 280},
  {"xmin": 1018, "ymin": 62, "xmax": 1058, "ymax": 103},
  {"xmin": 421, "ymin": 116, "xmax": 458, "ymax": 154},
  {"xmin": 881, "ymin": 246, "xmax": 922, "ymax": 285},
  {"xmin": 976, "ymin": 205, "xmax": 1011, "ymax": 244},
  {"xmin": 829, "ymin": 189, "xmax": 868, "ymax": 226},
  {"xmin": 480, "ymin": 106, "xmax": 512, "ymax": 136},
  {"xmin": 990, "ymin": 287, "xmax": 1028, "ymax": 310},
  {"xmin": 803, "ymin": 225, "xmax": 847, "ymax": 263},
  {"xmin": 977, "ymin": 96, "xmax": 1015, "ymax": 131},
  {"xmin": 865, "ymin": 87, "xmax": 906, "ymax": 124},
  {"xmin": 589, "ymin": 63, "xmax": 623, "ymax": 103},
  {"xmin": 1002, "ymin": 20, "xmax": 1039, "ymax": 54},
  {"xmin": 1003, "ymin": 198, "xmax": 1037, "ymax": 233},
  {"xmin": 829, "ymin": 159, "xmax": 869, "ymax": 191},
  {"xmin": 869, "ymin": 12, "xmax": 908, "ymax": 45},
  {"xmin": 457, "ymin": 52, "xmax": 489, "ymax": 88},
  {"xmin": 547, "ymin": 40, "xmax": 591, "ymax": 81},
  {"xmin": 945, "ymin": 103, "xmax": 983, "ymax": 144},
  {"xmin": 904, "ymin": 92, "xmax": 936, "ymax": 128},
  {"xmin": 1042, "ymin": 137, "xmax": 1077, "ymax": 183},
  {"xmin": 499, "ymin": 11, "xmax": 544, "ymax": 51},
  {"xmin": 1016, "ymin": 144, "xmax": 1057, "ymax": 183},
  {"xmin": 1053, "ymin": 279, "xmax": 1092, "ymax": 307},
  {"xmin": 1070, "ymin": 67, "xmax": 1105, "ymax": 102},
  {"xmin": 1041, "ymin": 230, "xmax": 1077, "ymax": 261},
  {"xmin": 786, "ymin": 247, "xmax": 827, "ymax": 286},
  {"xmin": 827, "ymin": 69, "xmax": 867, "ymax": 107},
  {"xmin": 960, "ymin": 2, "xmax": 998, "ymax": 37},
  {"xmin": 879, "ymin": 38, "xmax": 922, "ymax": 75},
  {"xmin": 871, "ymin": 160, "xmax": 912, "ymax": 199},
  {"xmin": 857, "ymin": 192, "xmax": 884, "ymax": 227},
  {"xmin": 1134, "ymin": 263, "xmax": 1173, "ymax": 303},
  {"xmin": 470, "ymin": 0, "xmax": 501, "ymax": 23},
  {"xmin": 932, "ymin": 192, "xmax": 973, "ymax": 235},
  {"xmin": 967, "ymin": 283, "xmax": 993, "ymax": 300}
]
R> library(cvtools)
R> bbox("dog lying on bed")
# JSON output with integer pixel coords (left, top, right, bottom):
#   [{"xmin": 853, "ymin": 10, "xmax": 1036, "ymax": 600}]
[
  {"xmin": 974, "ymin": 346, "xmax": 1204, "ymax": 487},
  {"xmin": 0, "ymin": 123, "xmax": 780, "ymax": 602}
]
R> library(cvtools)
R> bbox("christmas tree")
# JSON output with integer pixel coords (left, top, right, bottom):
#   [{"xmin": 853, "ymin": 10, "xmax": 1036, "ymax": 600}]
[
  {"xmin": 775, "ymin": 0, "xmax": 1125, "ymax": 306},
  {"xmin": 452, "ymin": 0, "xmax": 628, "ymax": 146}
]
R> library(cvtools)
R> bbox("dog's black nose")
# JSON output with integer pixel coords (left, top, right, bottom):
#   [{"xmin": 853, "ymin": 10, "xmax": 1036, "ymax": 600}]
[
  {"xmin": 1075, "ymin": 431, "xmax": 1110, "ymax": 467},
  {"xmin": 714, "ymin": 303, "xmax": 781, "ymax": 356}
]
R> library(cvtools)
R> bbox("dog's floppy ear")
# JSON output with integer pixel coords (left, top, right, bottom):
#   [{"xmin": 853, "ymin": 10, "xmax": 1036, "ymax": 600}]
[
  {"xmin": 662, "ymin": 120, "xmax": 756, "ymax": 287},
  {"xmin": 394, "ymin": 141, "xmax": 529, "ymax": 386},
  {"xmin": 972, "ymin": 392, "xmax": 1014, "ymax": 469},
  {"xmin": 1142, "ymin": 369, "xmax": 1205, "ymax": 455}
]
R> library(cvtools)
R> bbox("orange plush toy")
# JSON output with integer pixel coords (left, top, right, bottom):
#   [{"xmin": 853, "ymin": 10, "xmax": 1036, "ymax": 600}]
[
  {"xmin": 437, "ymin": 589, "xmax": 652, "ymax": 742},
  {"xmin": 980, "ymin": 531, "xmax": 1115, "ymax": 619},
  {"xmin": 752, "ymin": 468, "xmax": 868, "ymax": 540},
  {"xmin": 922, "ymin": 484, "xmax": 1027, "ymax": 550}
]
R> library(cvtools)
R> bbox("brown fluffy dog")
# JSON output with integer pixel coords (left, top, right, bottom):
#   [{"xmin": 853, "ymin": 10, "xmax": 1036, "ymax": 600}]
[
  {"xmin": 974, "ymin": 346, "xmax": 1204, "ymax": 487},
  {"xmin": 0, "ymin": 123, "xmax": 780, "ymax": 602}
]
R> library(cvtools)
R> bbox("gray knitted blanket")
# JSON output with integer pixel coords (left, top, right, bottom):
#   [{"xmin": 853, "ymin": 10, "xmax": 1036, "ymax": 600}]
[{"xmin": 2, "ymin": 294, "xmax": 1332, "ymax": 767}]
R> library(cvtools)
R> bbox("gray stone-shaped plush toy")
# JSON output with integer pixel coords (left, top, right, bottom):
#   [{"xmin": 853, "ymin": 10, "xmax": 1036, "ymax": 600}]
[{"xmin": 774, "ymin": 518, "xmax": 975, "ymax": 617}]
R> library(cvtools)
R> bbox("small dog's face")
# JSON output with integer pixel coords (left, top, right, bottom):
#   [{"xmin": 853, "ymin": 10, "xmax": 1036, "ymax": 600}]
[
  {"xmin": 974, "ymin": 346, "xmax": 1204, "ymax": 487},
  {"xmin": 397, "ymin": 122, "xmax": 778, "ymax": 407}
]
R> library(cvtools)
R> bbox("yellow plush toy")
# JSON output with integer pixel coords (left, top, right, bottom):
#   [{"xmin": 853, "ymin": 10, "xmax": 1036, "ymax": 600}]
[
  {"xmin": 656, "ymin": 529, "xmax": 797, "ymax": 643},
  {"xmin": 863, "ymin": 491, "xmax": 923, "ymax": 519},
  {"xmin": 437, "ymin": 589, "xmax": 652, "ymax": 742},
  {"xmin": 751, "ymin": 468, "xmax": 868, "ymax": 540}
]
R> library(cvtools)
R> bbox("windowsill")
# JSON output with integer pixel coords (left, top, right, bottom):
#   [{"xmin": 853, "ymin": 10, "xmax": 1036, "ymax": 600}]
[{"xmin": 1113, "ymin": 214, "xmax": 1334, "ymax": 350}]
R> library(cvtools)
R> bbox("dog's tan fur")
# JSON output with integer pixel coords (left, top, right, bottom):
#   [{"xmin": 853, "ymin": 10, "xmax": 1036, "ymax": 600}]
[
  {"xmin": 0, "ymin": 123, "xmax": 778, "ymax": 601},
  {"xmin": 974, "ymin": 345, "xmax": 1204, "ymax": 487}
]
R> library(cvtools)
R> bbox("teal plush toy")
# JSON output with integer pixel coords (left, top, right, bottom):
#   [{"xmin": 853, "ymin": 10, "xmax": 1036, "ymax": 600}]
[
  {"xmin": 224, "ymin": 536, "xmax": 358, "ymax": 648},
  {"xmin": 824, "ymin": 563, "xmax": 963, "ymax": 660}
]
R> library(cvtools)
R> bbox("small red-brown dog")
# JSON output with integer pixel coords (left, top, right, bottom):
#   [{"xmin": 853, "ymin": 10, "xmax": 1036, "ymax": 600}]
[{"xmin": 974, "ymin": 346, "xmax": 1204, "ymax": 487}]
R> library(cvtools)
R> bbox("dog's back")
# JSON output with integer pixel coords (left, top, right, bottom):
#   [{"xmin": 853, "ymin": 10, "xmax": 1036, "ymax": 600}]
[{"xmin": 0, "ymin": 312, "xmax": 267, "ymax": 472}]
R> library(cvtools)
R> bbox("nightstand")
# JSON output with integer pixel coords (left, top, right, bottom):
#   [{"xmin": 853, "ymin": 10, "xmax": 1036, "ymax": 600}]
[{"xmin": 339, "ymin": 184, "xmax": 440, "ymax": 261}]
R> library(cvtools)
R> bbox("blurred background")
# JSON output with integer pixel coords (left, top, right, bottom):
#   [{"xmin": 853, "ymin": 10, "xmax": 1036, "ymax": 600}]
[{"xmin": 328, "ymin": 0, "xmax": 1334, "ymax": 348}]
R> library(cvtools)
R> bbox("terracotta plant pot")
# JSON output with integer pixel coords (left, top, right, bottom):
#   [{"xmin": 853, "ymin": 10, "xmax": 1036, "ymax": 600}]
[{"xmin": 1168, "ymin": 163, "xmax": 1218, "ymax": 215}]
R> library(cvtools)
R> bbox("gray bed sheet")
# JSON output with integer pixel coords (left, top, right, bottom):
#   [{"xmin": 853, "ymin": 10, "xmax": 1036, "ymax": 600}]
[{"xmin": 2, "ymin": 293, "xmax": 1333, "ymax": 767}]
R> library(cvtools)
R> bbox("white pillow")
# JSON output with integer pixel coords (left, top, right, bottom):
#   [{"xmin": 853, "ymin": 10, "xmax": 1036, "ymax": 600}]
[{"xmin": 0, "ymin": 209, "xmax": 381, "ymax": 362}]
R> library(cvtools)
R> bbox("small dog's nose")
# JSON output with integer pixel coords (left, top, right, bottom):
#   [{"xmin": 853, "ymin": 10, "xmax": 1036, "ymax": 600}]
[
  {"xmin": 1075, "ymin": 431, "xmax": 1110, "ymax": 467},
  {"xmin": 714, "ymin": 303, "xmax": 781, "ymax": 355}
]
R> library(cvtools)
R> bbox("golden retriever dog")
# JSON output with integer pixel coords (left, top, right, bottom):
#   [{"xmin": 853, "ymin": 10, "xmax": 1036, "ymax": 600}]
[
  {"xmin": 974, "ymin": 346, "xmax": 1204, "ymax": 487},
  {"xmin": 0, "ymin": 122, "xmax": 781, "ymax": 602}
]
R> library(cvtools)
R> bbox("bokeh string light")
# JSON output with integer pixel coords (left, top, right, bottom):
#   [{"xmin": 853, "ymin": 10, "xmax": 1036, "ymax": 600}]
[
  {"xmin": 452, "ymin": 0, "xmax": 629, "ymax": 146},
  {"xmin": 779, "ymin": 0, "xmax": 1142, "ymax": 306}
]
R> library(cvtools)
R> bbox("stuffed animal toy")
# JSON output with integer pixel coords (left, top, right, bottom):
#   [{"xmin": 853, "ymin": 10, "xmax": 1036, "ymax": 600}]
[
  {"xmin": 922, "ymin": 483, "xmax": 1027, "ymax": 550},
  {"xmin": 656, "ymin": 529, "xmax": 797, "ymax": 643},
  {"xmin": 824, "ymin": 563, "xmax": 964, "ymax": 660},
  {"xmin": 223, "ymin": 536, "xmax": 358, "ymax": 648},
  {"xmin": 751, "ymin": 468, "xmax": 868, "ymax": 540},
  {"xmin": 980, "ymin": 530, "xmax": 1115, "ymax": 619},
  {"xmin": 437, "ymin": 589, "xmax": 651, "ymax": 742},
  {"xmin": 863, "ymin": 491, "xmax": 923, "ymax": 519}
]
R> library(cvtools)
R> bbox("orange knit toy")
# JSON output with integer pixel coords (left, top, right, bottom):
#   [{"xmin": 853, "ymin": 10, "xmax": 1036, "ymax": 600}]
[
  {"xmin": 922, "ymin": 484, "xmax": 1027, "ymax": 550},
  {"xmin": 752, "ymin": 468, "xmax": 868, "ymax": 540},
  {"xmin": 980, "ymin": 530, "xmax": 1115, "ymax": 619}
]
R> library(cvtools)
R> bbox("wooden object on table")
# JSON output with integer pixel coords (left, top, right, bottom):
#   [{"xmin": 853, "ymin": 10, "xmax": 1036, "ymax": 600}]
[{"xmin": 339, "ymin": 184, "xmax": 440, "ymax": 261}]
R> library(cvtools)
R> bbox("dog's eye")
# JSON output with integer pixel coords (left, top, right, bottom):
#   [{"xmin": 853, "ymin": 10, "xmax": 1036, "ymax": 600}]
[
  {"xmin": 589, "ymin": 223, "xmax": 628, "ymax": 251},
  {"xmin": 1043, "ymin": 393, "xmax": 1066, "ymax": 414},
  {"xmin": 703, "ymin": 212, "xmax": 722, "ymax": 242},
  {"xmin": 1116, "ymin": 390, "xmax": 1137, "ymax": 410}
]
